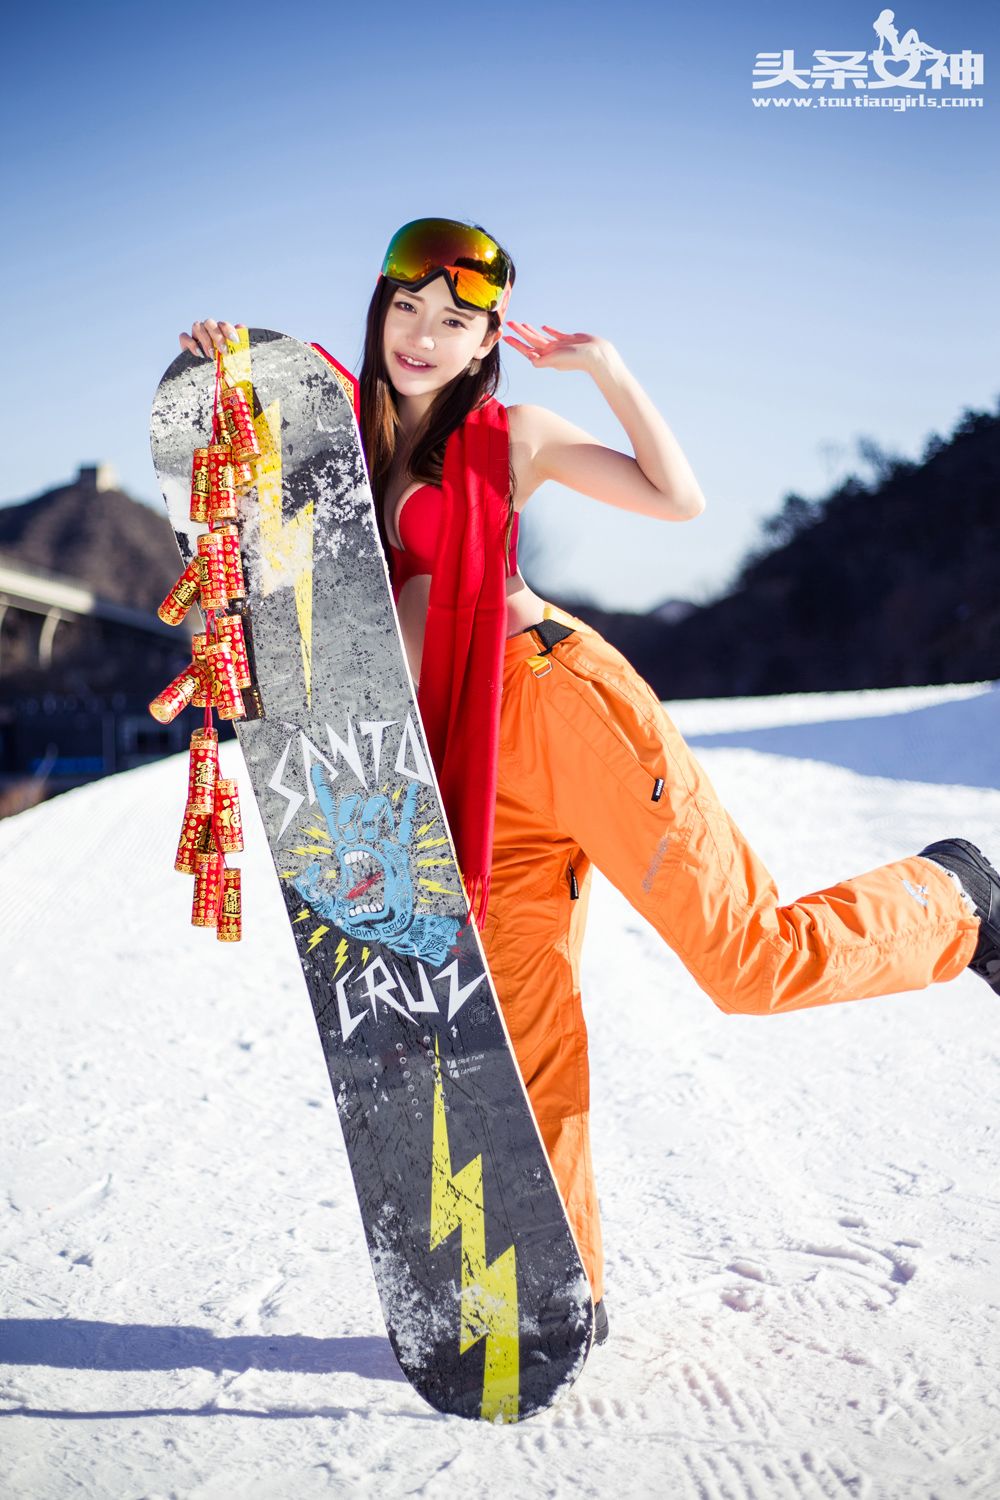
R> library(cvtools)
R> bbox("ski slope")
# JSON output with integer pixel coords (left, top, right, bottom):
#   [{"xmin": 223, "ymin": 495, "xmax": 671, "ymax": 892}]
[{"xmin": 2, "ymin": 679, "xmax": 1000, "ymax": 1499}]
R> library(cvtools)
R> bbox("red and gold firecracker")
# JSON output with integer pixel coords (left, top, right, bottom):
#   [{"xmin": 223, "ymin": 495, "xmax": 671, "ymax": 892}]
[
  {"xmin": 191, "ymin": 633, "xmax": 212, "ymax": 707},
  {"xmin": 219, "ymin": 384, "xmax": 261, "ymax": 462},
  {"xmin": 148, "ymin": 665, "xmax": 201, "ymax": 724},
  {"xmin": 191, "ymin": 660, "xmax": 211, "ymax": 710},
  {"xmin": 186, "ymin": 727, "xmax": 219, "ymax": 814},
  {"xmin": 189, "ymin": 447, "xmax": 212, "ymax": 522},
  {"xmin": 232, "ymin": 456, "xmax": 255, "ymax": 492},
  {"xmin": 213, "ymin": 777, "xmax": 244, "ymax": 853},
  {"xmin": 216, "ymin": 526, "xmax": 246, "ymax": 602},
  {"xmin": 197, "ymin": 531, "xmax": 228, "ymax": 612},
  {"xmin": 217, "ymin": 867, "xmax": 242, "ymax": 942},
  {"xmin": 215, "ymin": 613, "xmax": 251, "ymax": 688},
  {"xmin": 157, "ymin": 556, "xmax": 201, "ymax": 625},
  {"xmin": 192, "ymin": 849, "xmax": 224, "ymax": 928},
  {"xmin": 208, "ymin": 443, "xmax": 238, "ymax": 523},
  {"xmin": 205, "ymin": 640, "xmax": 245, "ymax": 720},
  {"xmin": 174, "ymin": 805, "xmax": 213, "ymax": 874}
]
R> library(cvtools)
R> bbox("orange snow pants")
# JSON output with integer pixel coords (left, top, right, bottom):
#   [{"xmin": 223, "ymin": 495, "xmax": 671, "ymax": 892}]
[{"xmin": 479, "ymin": 603, "xmax": 981, "ymax": 1305}]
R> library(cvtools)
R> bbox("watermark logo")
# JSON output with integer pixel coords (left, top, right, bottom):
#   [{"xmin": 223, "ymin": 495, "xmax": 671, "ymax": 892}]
[{"xmin": 752, "ymin": 8, "xmax": 984, "ymax": 109}]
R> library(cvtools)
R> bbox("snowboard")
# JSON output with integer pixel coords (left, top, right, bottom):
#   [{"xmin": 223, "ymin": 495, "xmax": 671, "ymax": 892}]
[{"xmin": 149, "ymin": 327, "xmax": 593, "ymax": 1421}]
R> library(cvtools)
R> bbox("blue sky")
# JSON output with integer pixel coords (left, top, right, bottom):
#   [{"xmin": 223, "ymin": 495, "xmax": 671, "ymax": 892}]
[{"xmin": 1, "ymin": 0, "xmax": 995, "ymax": 611}]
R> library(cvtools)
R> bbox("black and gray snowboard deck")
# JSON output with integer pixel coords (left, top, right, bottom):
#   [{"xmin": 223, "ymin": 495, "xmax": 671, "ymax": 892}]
[{"xmin": 149, "ymin": 327, "xmax": 593, "ymax": 1421}]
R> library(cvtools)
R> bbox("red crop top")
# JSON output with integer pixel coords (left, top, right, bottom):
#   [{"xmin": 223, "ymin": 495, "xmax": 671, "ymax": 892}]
[{"xmin": 388, "ymin": 483, "xmax": 519, "ymax": 597}]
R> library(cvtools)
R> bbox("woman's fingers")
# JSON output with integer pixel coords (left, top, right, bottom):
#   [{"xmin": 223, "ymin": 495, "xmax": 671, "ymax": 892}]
[
  {"xmin": 501, "ymin": 334, "xmax": 540, "ymax": 360},
  {"xmin": 512, "ymin": 320, "xmax": 578, "ymax": 350},
  {"xmin": 516, "ymin": 321, "xmax": 555, "ymax": 342},
  {"xmin": 506, "ymin": 320, "xmax": 547, "ymax": 348},
  {"xmin": 193, "ymin": 321, "xmax": 215, "ymax": 358},
  {"xmin": 203, "ymin": 318, "xmax": 229, "ymax": 354},
  {"xmin": 178, "ymin": 319, "xmax": 240, "ymax": 358},
  {"xmin": 193, "ymin": 319, "xmax": 214, "ymax": 357}
]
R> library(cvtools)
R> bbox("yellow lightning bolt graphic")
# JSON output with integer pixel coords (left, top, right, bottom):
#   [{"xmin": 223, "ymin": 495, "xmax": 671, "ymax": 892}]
[
  {"xmin": 306, "ymin": 925, "xmax": 329, "ymax": 953},
  {"xmin": 224, "ymin": 330, "xmax": 315, "ymax": 704},
  {"xmin": 256, "ymin": 398, "xmax": 313, "ymax": 702},
  {"xmin": 332, "ymin": 937, "xmax": 349, "ymax": 977},
  {"xmin": 430, "ymin": 1039, "xmax": 519, "ymax": 1423}
]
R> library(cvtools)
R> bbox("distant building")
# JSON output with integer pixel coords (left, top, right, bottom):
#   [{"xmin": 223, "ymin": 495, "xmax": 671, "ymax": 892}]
[
  {"xmin": 77, "ymin": 463, "xmax": 120, "ymax": 492},
  {"xmin": 0, "ymin": 465, "xmax": 208, "ymax": 817}
]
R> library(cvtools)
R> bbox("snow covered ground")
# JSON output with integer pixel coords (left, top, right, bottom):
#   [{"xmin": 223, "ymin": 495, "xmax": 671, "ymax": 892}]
[{"xmin": 2, "ymin": 678, "xmax": 1000, "ymax": 1499}]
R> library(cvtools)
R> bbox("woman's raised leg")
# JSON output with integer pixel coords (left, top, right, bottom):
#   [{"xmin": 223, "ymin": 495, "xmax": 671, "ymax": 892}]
[{"xmin": 518, "ymin": 611, "xmax": 980, "ymax": 1018}]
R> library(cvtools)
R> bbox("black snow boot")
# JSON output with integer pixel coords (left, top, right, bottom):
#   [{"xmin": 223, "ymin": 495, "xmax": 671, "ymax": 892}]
[
  {"xmin": 594, "ymin": 1298, "xmax": 609, "ymax": 1346},
  {"xmin": 918, "ymin": 838, "xmax": 1000, "ymax": 995}
]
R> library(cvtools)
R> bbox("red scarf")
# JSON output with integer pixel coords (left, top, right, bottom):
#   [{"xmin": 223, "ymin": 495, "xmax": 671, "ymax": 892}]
[{"xmin": 417, "ymin": 397, "xmax": 510, "ymax": 931}]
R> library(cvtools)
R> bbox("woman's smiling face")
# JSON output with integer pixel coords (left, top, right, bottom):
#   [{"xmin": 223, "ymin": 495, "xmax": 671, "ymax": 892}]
[{"xmin": 382, "ymin": 271, "xmax": 499, "ymax": 392}]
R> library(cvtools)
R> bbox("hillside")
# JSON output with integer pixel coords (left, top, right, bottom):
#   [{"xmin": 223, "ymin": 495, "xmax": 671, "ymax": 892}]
[
  {"xmin": 0, "ymin": 468, "xmax": 197, "ymax": 813},
  {"xmin": 0, "ymin": 466, "xmax": 180, "ymax": 613},
  {"xmin": 555, "ymin": 401, "xmax": 1000, "ymax": 699}
]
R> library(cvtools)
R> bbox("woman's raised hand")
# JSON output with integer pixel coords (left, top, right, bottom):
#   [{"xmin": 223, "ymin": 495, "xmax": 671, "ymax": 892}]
[
  {"xmin": 501, "ymin": 322, "xmax": 618, "ymax": 377},
  {"xmin": 179, "ymin": 320, "xmax": 242, "ymax": 359}
]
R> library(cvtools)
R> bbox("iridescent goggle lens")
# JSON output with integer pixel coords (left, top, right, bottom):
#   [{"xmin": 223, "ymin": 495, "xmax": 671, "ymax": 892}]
[{"xmin": 380, "ymin": 217, "xmax": 513, "ymax": 316}]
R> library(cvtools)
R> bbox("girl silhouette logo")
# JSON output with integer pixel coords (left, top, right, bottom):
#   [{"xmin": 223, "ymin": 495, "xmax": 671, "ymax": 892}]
[{"xmin": 873, "ymin": 8, "xmax": 945, "ymax": 59}]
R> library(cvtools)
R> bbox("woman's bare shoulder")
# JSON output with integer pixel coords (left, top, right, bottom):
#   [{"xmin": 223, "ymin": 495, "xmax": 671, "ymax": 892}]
[
  {"xmin": 506, "ymin": 401, "xmax": 571, "ymax": 464},
  {"xmin": 506, "ymin": 402, "xmax": 545, "ymax": 447}
]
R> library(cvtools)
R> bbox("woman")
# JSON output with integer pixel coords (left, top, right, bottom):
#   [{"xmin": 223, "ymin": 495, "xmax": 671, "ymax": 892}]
[{"xmin": 180, "ymin": 215, "xmax": 1000, "ymax": 1343}]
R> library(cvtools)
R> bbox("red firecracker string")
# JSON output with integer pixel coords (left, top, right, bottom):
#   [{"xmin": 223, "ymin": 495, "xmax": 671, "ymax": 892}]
[
  {"xmin": 209, "ymin": 351, "xmax": 226, "ymax": 920},
  {"xmin": 150, "ymin": 345, "xmax": 250, "ymax": 937}
]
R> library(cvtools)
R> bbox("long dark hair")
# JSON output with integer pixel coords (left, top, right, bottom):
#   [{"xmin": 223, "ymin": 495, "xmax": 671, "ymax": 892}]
[{"xmin": 358, "ymin": 242, "xmax": 518, "ymax": 582}]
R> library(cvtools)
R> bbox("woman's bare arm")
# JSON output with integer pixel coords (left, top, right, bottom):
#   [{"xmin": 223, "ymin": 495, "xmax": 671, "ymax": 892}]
[{"xmin": 504, "ymin": 324, "xmax": 706, "ymax": 522}]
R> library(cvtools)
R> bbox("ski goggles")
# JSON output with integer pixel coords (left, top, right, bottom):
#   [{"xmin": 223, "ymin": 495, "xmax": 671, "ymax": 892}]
[{"xmin": 379, "ymin": 217, "xmax": 513, "ymax": 320}]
